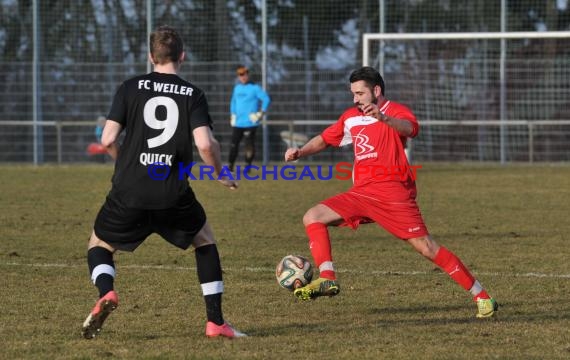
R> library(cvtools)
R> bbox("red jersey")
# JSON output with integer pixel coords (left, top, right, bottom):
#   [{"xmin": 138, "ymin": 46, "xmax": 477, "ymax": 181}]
[{"xmin": 322, "ymin": 100, "xmax": 419, "ymax": 188}]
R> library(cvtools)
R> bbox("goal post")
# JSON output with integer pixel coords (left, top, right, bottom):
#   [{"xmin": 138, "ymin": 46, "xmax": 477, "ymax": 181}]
[
  {"xmin": 363, "ymin": 31, "xmax": 570, "ymax": 67},
  {"xmin": 362, "ymin": 31, "xmax": 570, "ymax": 163}
]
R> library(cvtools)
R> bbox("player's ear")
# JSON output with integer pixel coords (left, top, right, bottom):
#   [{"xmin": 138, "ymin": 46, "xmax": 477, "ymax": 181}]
[
  {"xmin": 148, "ymin": 52, "xmax": 155, "ymax": 65},
  {"xmin": 178, "ymin": 51, "xmax": 185, "ymax": 64},
  {"xmin": 374, "ymin": 85, "xmax": 382, "ymax": 98}
]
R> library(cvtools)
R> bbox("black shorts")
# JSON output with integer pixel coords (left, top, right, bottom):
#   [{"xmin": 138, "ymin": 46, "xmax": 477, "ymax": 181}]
[{"xmin": 93, "ymin": 189, "xmax": 206, "ymax": 252}]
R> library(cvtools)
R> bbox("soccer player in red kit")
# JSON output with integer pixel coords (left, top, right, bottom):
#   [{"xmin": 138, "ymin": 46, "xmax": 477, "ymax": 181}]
[{"xmin": 284, "ymin": 66, "xmax": 498, "ymax": 318}]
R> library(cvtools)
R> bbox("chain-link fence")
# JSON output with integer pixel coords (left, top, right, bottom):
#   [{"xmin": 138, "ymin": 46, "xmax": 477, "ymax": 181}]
[{"xmin": 1, "ymin": 0, "xmax": 569, "ymax": 163}]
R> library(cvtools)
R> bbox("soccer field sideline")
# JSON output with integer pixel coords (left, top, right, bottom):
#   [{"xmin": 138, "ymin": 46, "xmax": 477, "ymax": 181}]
[{"xmin": 4, "ymin": 261, "xmax": 570, "ymax": 279}]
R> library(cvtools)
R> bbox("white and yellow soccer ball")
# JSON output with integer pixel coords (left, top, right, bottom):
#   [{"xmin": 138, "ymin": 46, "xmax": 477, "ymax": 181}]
[{"xmin": 275, "ymin": 255, "xmax": 313, "ymax": 291}]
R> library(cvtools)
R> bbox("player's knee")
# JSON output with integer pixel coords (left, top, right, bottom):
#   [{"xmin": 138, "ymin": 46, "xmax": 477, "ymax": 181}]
[
  {"xmin": 193, "ymin": 235, "xmax": 216, "ymax": 248},
  {"xmin": 88, "ymin": 231, "xmax": 115, "ymax": 252},
  {"xmin": 302, "ymin": 207, "xmax": 321, "ymax": 226},
  {"xmin": 408, "ymin": 235, "xmax": 438, "ymax": 259},
  {"xmin": 192, "ymin": 222, "xmax": 217, "ymax": 248}
]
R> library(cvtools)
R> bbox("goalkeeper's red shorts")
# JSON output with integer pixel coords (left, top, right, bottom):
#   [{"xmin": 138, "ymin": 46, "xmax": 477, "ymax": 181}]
[{"xmin": 321, "ymin": 180, "xmax": 429, "ymax": 240}]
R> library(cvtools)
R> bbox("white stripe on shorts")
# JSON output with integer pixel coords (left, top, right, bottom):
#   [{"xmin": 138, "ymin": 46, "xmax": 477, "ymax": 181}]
[
  {"xmin": 201, "ymin": 281, "xmax": 224, "ymax": 296},
  {"xmin": 91, "ymin": 264, "xmax": 116, "ymax": 284}
]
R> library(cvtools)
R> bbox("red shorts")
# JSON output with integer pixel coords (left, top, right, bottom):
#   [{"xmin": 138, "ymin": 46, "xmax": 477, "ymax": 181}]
[{"xmin": 321, "ymin": 181, "xmax": 429, "ymax": 240}]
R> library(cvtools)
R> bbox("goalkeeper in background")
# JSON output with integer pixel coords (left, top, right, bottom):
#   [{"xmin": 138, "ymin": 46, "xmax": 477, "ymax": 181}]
[{"xmin": 228, "ymin": 65, "xmax": 271, "ymax": 172}]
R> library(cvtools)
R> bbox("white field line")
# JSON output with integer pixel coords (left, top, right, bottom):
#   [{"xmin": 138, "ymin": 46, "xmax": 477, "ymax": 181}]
[{"xmin": 2, "ymin": 262, "xmax": 570, "ymax": 279}]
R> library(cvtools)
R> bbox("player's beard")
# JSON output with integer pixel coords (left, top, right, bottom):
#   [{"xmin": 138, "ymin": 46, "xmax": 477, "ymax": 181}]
[
  {"xmin": 355, "ymin": 100, "xmax": 371, "ymax": 113},
  {"xmin": 355, "ymin": 94, "xmax": 381, "ymax": 112}
]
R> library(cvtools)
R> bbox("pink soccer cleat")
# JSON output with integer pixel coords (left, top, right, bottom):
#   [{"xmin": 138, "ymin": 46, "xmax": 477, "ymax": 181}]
[
  {"xmin": 205, "ymin": 321, "xmax": 247, "ymax": 338},
  {"xmin": 82, "ymin": 290, "xmax": 118, "ymax": 339}
]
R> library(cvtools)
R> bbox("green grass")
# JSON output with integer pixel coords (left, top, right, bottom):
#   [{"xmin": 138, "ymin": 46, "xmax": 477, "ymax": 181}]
[{"xmin": 1, "ymin": 163, "xmax": 570, "ymax": 359}]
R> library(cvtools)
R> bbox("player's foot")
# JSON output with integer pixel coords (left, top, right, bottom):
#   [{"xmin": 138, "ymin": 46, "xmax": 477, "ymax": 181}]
[
  {"xmin": 205, "ymin": 321, "xmax": 247, "ymax": 338},
  {"xmin": 82, "ymin": 290, "xmax": 118, "ymax": 339},
  {"xmin": 476, "ymin": 298, "xmax": 498, "ymax": 318},
  {"xmin": 294, "ymin": 277, "xmax": 340, "ymax": 301}
]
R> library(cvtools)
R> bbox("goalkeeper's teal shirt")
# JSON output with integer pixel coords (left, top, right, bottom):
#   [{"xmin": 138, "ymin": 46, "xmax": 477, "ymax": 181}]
[{"xmin": 230, "ymin": 81, "xmax": 271, "ymax": 128}]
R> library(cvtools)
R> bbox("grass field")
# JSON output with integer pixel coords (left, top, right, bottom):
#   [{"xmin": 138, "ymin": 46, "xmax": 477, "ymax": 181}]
[{"xmin": 1, "ymin": 163, "xmax": 569, "ymax": 359}]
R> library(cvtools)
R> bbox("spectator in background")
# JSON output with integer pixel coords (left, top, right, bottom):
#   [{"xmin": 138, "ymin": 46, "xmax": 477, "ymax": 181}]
[
  {"xmin": 94, "ymin": 116, "xmax": 106, "ymax": 143},
  {"xmin": 228, "ymin": 65, "xmax": 271, "ymax": 172},
  {"xmin": 87, "ymin": 116, "xmax": 109, "ymax": 160}
]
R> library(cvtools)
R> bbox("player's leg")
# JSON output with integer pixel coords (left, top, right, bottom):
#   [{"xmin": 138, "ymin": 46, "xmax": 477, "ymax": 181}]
[
  {"xmin": 83, "ymin": 232, "xmax": 118, "ymax": 339},
  {"xmin": 82, "ymin": 198, "xmax": 150, "ymax": 339},
  {"xmin": 303, "ymin": 204, "xmax": 344, "ymax": 281},
  {"xmin": 294, "ymin": 203, "xmax": 346, "ymax": 301},
  {"xmin": 407, "ymin": 235, "xmax": 498, "ymax": 318},
  {"xmin": 87, "ymin": 234, "xmax": 116, "ymax": 300},
  {"xmin": 228, "ymin": 127, "xmax": 244, "ymax": 172},
  {"xmin": 155, "ymin": 191, "xmax": 245, "ymax": 338},
  {"xmin": 192, "ymin": 222, "xmax": 246, "ymax": 338},
  {"xmin": 364, "ymin": 181, "xmax": 498, "ymax": 318},
  {"xmin": 243, "ymin": 127, "xmax": 257, "ymax": 168}
]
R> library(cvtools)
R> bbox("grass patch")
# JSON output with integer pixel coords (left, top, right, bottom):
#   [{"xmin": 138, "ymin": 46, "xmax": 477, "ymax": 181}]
[{"xmin": 1, "ymin": 163, "xmax": 569, "ymax": 359}]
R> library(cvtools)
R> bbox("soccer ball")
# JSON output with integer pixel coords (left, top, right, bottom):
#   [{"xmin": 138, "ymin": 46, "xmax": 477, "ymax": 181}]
[{"xmin": 275, "ymin": 255, "xmax": 313, "ymax": 291}]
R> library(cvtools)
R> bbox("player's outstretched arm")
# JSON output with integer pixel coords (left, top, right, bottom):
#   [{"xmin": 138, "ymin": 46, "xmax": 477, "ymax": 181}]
[
  {"xmin": 193, "ymin": 126, "xmax": 237, "ymax": 189},
  {"xmin": 284, "ymin": 135, "xmax": 328, "ymax": 162},
  {"xmin": 100, "ymin": 120, "xmax": 122, "ymax": 160}
]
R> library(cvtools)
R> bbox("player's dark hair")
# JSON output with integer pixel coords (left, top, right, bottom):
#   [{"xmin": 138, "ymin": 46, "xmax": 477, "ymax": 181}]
[
  {"xmin": 149, "ymin": 25, "xmax": 183, "ymax": 65},
  {"xmin": 349, "ymin": 66, "xmax": 385, "ymax": 96}
]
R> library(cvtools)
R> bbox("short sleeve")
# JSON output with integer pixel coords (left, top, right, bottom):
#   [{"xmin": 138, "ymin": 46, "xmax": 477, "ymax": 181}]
[
  {"xmin": 321, "ymin": 117, "xmax": 350, "ymax": 147},
  {"xmin": 189, "ymin": 92, "xmax": 213, "ymax": 131},
  {"xmin": 107, "ymin": 83, "xmax": 127, "ymax": 125}
]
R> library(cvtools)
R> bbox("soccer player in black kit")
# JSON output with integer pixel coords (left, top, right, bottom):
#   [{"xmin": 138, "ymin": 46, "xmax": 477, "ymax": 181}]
[{"xmin": 82, "ymin": 26, "xmax": 246, "ymax": 339}]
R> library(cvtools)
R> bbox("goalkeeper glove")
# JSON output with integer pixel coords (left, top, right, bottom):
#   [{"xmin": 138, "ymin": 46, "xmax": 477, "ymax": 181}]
[
  {"xmin": 249, "ymin": 111, "xmax": 264, "ymax": 123},
  {"xmin": 230, "ymin": 114, "xmax": 236, "ymax": 127}
]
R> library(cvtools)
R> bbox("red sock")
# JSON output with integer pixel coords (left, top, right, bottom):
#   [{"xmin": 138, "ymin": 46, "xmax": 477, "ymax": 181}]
[
  {"xmin": 305, "ymin": 223, "xmax": 336, "ymax": 280},
  {"xmin": 432, "ymin": 246, "xmax": 475, "ymax": 291},
  {"xmin": 474, "ymin": 289, "xmax": 490, "ymax": 301}
]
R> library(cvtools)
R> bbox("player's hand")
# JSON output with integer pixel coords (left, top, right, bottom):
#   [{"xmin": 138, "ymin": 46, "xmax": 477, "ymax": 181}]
[
  {"xmin": 284, "ymin": 148, "xmax": 301, "ymax": 162},
  {"xmin": 249, "ymin": 111, "xmax": 263, "ymax": 123},
  {"xmin": 218, "ymin": 178, "xmax": 238, "ymax": 190},
  {"xmin": 230, "ymin": 114, "xmax": 236, "ymax": 127},
  {"xmin": 361, "ymin": 103, "xmax": 388, "ymax": 122},
  {"xmin": 361, "ymin": 103, "xmax": 379, "ymax": 118}
]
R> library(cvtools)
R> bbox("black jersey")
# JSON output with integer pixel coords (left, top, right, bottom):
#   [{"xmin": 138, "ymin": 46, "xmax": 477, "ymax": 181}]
[{"xmin": 107, "ymin": 72, "xmax": 212, "ymax": 209}]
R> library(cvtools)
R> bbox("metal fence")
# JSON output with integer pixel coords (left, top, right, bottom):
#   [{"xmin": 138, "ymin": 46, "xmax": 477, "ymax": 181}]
[
  {"xmin": 2, "ymin": 0, "xmax": 570, "ymax": 163},
  {"xmin": 2, "ymin": 120, "xmax": 568, "ymax": 164}
]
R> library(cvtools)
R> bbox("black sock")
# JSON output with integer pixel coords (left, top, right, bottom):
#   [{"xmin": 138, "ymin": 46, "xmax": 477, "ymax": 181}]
[
  {"xmin": 195, "ymin": 244, "xmax": 224, "ymax": 325},
  {"xmin": 204, "ymin": 294, "xmax": 223, "ymax": 325},
  {"xmin": 87, "ymin": 247, "xmax": 115, "ymax": 298}
]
